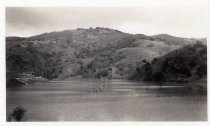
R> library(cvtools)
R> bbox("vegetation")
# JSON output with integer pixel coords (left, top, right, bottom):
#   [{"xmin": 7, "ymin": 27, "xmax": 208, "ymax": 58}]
[
  {"xmin": 92, "ymin": 69, "xmax": 110, "ymax": 94},
  {"xmin": 8, "ymin": 105, "xmax": 27, "ymax": 121},
  {"xmin": 6, "ymin": 77, "xmax": 26, "ymax": 88},
  {"xmin": 6, "ymin": 27, "xmax": 207, "ymax": 83},
  {"xmin": 6, "ymin": 42, "xmax": 63, "ymax": 79},
  {"xmin": 129, "ymin": 42, "xmax": 207, "ymax": 82}
]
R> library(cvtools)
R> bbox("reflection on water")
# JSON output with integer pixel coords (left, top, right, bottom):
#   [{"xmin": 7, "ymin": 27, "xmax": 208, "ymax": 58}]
[{"xmin": 6, "ymin": 79, "xmax": 207, "ymax": 121}]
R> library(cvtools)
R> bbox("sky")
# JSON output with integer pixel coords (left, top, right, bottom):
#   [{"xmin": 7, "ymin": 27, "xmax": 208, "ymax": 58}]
[{"xmin": 6, "ymin": 6, "xmax": 208, "ymax": 38}]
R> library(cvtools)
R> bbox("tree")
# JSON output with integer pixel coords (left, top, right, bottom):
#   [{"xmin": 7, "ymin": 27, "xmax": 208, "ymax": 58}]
[
  {"xmin": 8, "ymin": 105, "xmax": 27, "ymax": 121},
  {"xmin": 141, "ymin": 62, "xmax": 153, "ymax": 81},
  {"xmin": 96, "ymin": 69, "xmax": 109, "ymax": 78},
  {"xmin": 196, "ymin": 64, "xmax": 207, "ymax": 77},
  {"xmin": 153, "ymin": 71, "xmax": 163, "ymax": 81}
]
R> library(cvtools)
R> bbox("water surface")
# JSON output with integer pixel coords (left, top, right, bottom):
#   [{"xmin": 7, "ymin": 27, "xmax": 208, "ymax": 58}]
[{"xmin": 6, "ymin": 79, "xmax": 207, "ymax": 121}]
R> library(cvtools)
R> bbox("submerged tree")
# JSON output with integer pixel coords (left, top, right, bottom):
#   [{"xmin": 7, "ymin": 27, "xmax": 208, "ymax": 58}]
[{"xmin": 92, "ymin": 69, "xmax": 110, "ymax": 94}]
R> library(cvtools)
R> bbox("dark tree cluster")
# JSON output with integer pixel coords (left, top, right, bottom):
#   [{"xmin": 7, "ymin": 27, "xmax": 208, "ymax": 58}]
[
  {"xmin": 6, "ymin": 42, "xmax": 63, "ymax": 80},
  {"xmin": 130, "ymin": 42, "xmax": 207, "ymax": 82}
]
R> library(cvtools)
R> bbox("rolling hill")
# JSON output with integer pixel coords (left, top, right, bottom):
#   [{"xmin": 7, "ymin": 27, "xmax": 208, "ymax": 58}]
[{"xmin": 6, "ymin": 27, "xmax": 206, "ymax": 80}]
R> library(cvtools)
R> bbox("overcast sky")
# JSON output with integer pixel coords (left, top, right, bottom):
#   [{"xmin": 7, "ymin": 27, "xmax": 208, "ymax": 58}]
[{"xmin": 6, "ymin": 7, "xmax": 208, "ymax": 38}]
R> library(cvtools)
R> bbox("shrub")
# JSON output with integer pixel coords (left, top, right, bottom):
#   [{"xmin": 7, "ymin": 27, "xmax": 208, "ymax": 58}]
[{"xmin": 8, "ymin": 105, "xmax": 27, "ymax": 121}]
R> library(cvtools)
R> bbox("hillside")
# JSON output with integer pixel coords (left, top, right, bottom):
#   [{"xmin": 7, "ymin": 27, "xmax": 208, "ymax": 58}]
[
  {"xmin": 6, "ymin": 27, "xmax": 206, "ymax": 81},
  {"xmin": 129, "ymin": 42, "xmax": 207, "ymax": 82},
  {"xmin": 153, "ymin": 34, "xmax": 207, "ymax": 45}
]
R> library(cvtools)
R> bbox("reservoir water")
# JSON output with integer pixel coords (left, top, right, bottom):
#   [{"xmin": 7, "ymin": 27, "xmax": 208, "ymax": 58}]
[{"xmin": 6, "ymin": 79, "xmax": 207, "ymax": 121}]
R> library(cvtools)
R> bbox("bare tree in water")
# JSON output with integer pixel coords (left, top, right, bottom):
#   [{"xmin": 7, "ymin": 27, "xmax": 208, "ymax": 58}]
[{"xmin": 92, "ymin": 69, "xmax": 109, "ymax": 94}]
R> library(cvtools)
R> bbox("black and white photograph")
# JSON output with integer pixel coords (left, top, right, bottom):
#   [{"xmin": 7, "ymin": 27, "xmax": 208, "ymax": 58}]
[{"xmin": 1, "ymin": 0, "xmax": 209, "ymax": 124}]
